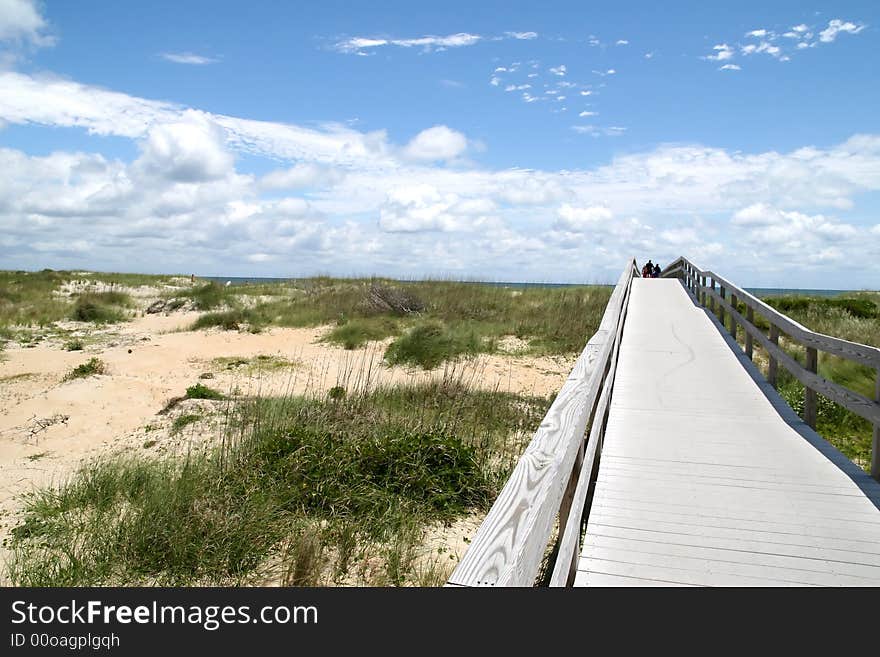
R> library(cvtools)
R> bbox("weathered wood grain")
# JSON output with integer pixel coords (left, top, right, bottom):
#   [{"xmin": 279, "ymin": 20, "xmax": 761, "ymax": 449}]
[
  {"xmin": 549, "ymin": 268, "xmax": 633, "ymax": 587},
  {"xmin": 447, "ymin": 259, "xmax": 639, "ymax": 587}
]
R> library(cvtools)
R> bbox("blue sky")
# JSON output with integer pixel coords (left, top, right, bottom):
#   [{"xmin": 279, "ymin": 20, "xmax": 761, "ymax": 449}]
[{"xmin": 1, "ymin": 0, "xmax": 879, "ymax": 287}]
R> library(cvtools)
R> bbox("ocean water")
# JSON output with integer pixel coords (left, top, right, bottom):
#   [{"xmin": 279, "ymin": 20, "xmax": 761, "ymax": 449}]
[{"xmin": 204, "ymin": 277, "xmax": 851, "ymax": 297}]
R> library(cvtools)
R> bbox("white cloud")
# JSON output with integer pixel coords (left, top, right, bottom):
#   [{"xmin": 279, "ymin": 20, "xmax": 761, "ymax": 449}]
[
  {"xmin": 741, "ymin": 41, "xmax": 782, "ymax": 57},
  {"xmin": 134, "ymin": 111, "xmax": 234, "ymax": 182},
  {"xmin": 746, "ymin": 29, "xmax": 769, "ymax": 38},
  {"xmin": 260, "ymin": 163, "xmax": 344, "ymax": 190},
  {"xmin": 0, "ymin": 71, "xmax": 400, "ymax": 169},
  {"xmin": 644, "ymin": 51, "xmax": 654, "ymax": 59},
  {"xmin": 506, "ymin": 31, "xmax": 538, "ymax": 40},
  {"xmin": 160, "ymin": 52, "xmax": 220, "ymax": 65},
  {"xmin": 0, "ymin": 0, "xmax": 53, "ymax": 47},
  {"xmin": 333, "ymin": 30, "xmax": 539, "ymax": 54},
  {"xmin": 333, "ymin": 32, "xmax": 481, "ymax": 54},
  {"xmin": 615, "ymin": 39, "xmax": 629, "ymax": 46},
  {"xmin": 3, "ymin": 67, "xmax": 880, "ymax": 284},
  {"xmin": 504, "ymin": 83, "xmax": 530, "ymax": 92},
  {"xmin": 819, "ymin": 19, "xmax": 865, "ymax": 43},
  {"xmin": 401, "ymin": 125, "xmax": 468, "ymax": 162},
  {"xmin": 720, "ymin": 64, "xmax": 741, "ymax": 71},
  {"xmin": 554, "ymin": 204, "xmax": 613, "ymax": 232},
  {"xmin": 489, "ymin": 76, "xmax": 500, "ymax": 86},
  {"xmin": 549, "ymin": 64, "xmax": 566, "ymax": 76},
  {"xmin": 579, "ymin": 90, "xmax": 593, "ymax": 96},
  {"xmin": 572, "ymin": 125, "xmax": 626, "ymax": 137},
  {"xmin": 579, "ymin": 111, "xmax": 597, "ymax": 117},
  {"xmin": 706, "ymin": 44, "xmax": 734, "ymax": 61},
  {"xmin": 731, "ymin": 203, "xmax": 858, "ymax": 248}
]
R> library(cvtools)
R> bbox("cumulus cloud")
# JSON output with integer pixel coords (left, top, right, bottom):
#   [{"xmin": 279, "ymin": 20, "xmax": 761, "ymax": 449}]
[
  {"xmin": 160, "ymin": 52, "xmax": 220, "ymax": 65},
  {"xmin": 401, "ymin": 125, "xmax": 469, "ymax": 162},
  {"xmin": 134, "ymin": 111, "xmax": 234, "ymax": 183},
  {"xmin": 731, "ymin": 203, "xmax": 858, "ymax": 248},
  {"xmin": 3, "ymin": 67, "xmax": 880, "ymax": 284},
  {"xmin": 554, "ymin": 204, "xmax": 613, "ymax": 232},
  {"xmin": 549, "ymin": 64, "xmax": 566, "ymax": 76},
  {"xmin": 615, "ymin": 39, "xmax": 629, "ymax": 46},
  {"xmin": 0, "ymin": 0, "xmax": 54, "ymax": 47},
  {"xmin": 259, "ymin": 163, "xmax": 344, "ymax": 190}
]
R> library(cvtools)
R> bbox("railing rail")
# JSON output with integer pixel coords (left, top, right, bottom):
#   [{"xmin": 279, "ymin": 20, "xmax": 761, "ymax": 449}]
[
  {"xmin": 662, "ymin": 256, "xmax": 880, "ymax": 480},
  {"xmin": 447, "ymin": 258, "xmax": 640, "ymax": 587}
]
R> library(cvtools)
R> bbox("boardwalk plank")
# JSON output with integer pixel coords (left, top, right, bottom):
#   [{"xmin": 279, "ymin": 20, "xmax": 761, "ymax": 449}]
[{"xmin": 576, "ymin": 278, "xmax": 880, "ymax": 587}]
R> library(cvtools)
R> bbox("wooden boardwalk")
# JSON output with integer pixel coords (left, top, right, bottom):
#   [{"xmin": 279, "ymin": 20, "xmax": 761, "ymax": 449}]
[{"xmin": 574, "ymin": 278, "xmax": 880, "ymax": 586}]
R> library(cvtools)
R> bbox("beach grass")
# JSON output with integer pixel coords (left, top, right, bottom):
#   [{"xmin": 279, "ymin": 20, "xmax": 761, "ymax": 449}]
[
  {"xmin": 6, "ymin": 376, "xmax": 550, "ymax": 586},
  {"xmin": 745, "ymin": 293, "xmax": 880, "ymax": 471},
  {"xmin": 186, "ymin": 278, "xmax": 614, "ymax": 367}
]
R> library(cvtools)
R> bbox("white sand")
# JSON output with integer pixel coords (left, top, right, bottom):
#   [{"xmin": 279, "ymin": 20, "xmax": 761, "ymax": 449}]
[{"xmin": 0, "ymin": 311, "xmax": 575, "ymax": 571}]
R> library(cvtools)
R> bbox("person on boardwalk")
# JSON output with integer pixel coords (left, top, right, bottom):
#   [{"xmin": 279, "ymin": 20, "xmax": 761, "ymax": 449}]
[
  {"xmin": 642, "ymin": 260, "xmax": 654, "ymax": 278},
  {"xmin": 653, "ymin": 263, "xmax": 661, "ymax": 278}
]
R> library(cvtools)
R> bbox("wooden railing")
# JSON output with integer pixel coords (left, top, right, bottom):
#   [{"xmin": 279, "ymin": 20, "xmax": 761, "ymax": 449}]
[
  {"xmin": 662, "ymin": 256, "xmax": 880, "ymax": 481},
  {"xmin": 446, "ymin": 258, "xmax": 640, "ymax": 587}
]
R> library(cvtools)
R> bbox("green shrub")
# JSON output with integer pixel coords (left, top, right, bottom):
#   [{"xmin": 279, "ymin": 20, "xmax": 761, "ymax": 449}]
[
  {"xmin": 180, "ymin": 283, "xmax": 229, "ymax": 311},
  {"xmin": 63, "ymin": 358, "xmax": 106, "ymax": 381},
  {"xmin": 71, "ymin": 293, "xmax": 128, "ymax": 323},
  {"xmin": 64, "ymin": 339, "xmax": 84, "ymax": 351},
  {"xmin": 191, "ymin": 310, "xmax": 251, "ymax": 331},
  {"xmin": 185, "ymin": 383, "xmax": 225, "ymax": 400}
]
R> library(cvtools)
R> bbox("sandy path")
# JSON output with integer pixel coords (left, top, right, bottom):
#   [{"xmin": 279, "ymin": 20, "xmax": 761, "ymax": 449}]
[{"xmin": 0, "ymin": 312, "xmax": 575, "ymax": 565}]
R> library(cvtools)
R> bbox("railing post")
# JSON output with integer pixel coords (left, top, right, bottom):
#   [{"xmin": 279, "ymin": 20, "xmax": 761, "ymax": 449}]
[
  {"xmin": 719, "ymin": 286, "xmax": 726, "ymax": 326},
  {"xmin": 873, "ymin": 369, "xmax": 879, "ymax": 481},
  {"xmin": 700, "ymin": 276, "xmax": 706, "ymax": 306},
  {"xmin": 745, "ymin": 306, "xmax": 754, "ymax": 360},
  {"xmin": 805, "ymin": 347, "xmax": 818, "ymax": 429},
  {"xmin": 730, "ymin": 293, "xmax": 738, "ymax": 342},
  {"xmin": 768, "ymin": 325, "xmax": 779, "ymax": 389},
  {"xmin": 709, "ymin": 279, "xmax": 715, "ymax": 313}
]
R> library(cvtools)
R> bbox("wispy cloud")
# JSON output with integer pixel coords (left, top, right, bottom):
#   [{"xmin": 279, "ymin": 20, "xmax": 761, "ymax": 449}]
[
  {"xmin": 615, "ymin": 39, "xmax": 629, "ymax": 46},
  {"xmin": 572, "ymin": 125, "xmax": 626, "ymax": 137},
  {"xmin": 160, "ymin": 52, "xmax": 220, "ymax": 65},
  {"xmin": 819, "ymin": 19, "xmax": 865, "ymax": 43},
  {"xmin": 719, "ymin": 64, "xmax": 741, "ymax": 71},
  {"xmin": 505, "ymin": 31, "xmax": 538, "ymax": 40},
  {"xmin": 549, "ymin": 64, "xmax": 567, "ymax": 76},
  {"xmin": 332, "ymin": 30, "xmax": 540, "ymax": 55}
]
